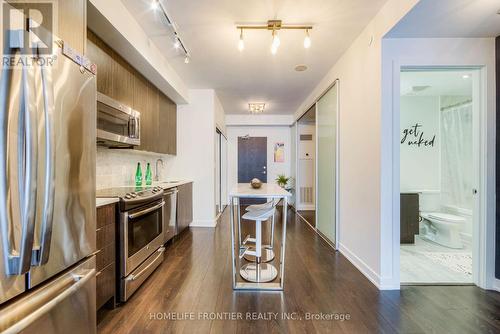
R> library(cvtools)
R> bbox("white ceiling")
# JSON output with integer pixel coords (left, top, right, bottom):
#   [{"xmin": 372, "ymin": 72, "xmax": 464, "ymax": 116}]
[
  {"xmin": 387, "ymin": 0, "xmax": 500, "ymax": 38},
  {"xmin": 401, "ymin": 70, "xmax": 473, "ymax": 97},
  {"xmin": 121, "ymin": 0, "xmax": 388, "ymax": 114}
]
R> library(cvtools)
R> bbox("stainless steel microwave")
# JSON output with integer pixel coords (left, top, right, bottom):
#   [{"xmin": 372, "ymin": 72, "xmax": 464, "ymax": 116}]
[{"xmin": 96, "ymin": 92, "xmax": 141, "ymax": 147}]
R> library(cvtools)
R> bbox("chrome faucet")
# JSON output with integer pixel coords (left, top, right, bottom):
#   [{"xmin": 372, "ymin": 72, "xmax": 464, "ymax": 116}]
[{"xmin": 154, "ymin": 158, "xmax": 164, "ymax": 181}]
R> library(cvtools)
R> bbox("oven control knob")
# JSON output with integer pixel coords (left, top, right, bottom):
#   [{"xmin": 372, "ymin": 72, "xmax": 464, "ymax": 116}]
[
  {"xmin": 131, "ymin": 193, "xmax": 137, "ymax": 198},
  {"xmin": 125, "ymin": 194, "xmax": 132, "ymax": 199}
]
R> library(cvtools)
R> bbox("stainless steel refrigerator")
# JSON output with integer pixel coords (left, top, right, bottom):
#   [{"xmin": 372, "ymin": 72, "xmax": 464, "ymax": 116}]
[{"xmin": 0, "ymin": 36, "xmax": 97, "ymax": 333}]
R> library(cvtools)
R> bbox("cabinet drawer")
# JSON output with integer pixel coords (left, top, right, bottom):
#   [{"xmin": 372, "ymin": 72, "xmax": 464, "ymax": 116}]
[
  {"xmin": 96, "ymin": 223, "xmax": 115, "ymax": 250},
  {"xmin": 96, "ymin": 243, "xmax": 115, "ymax": 271},
  {"xmin": 97, "ymin": 204, "xmax": 116, "ymax": 229},
  {"xmin": 96, "ymin": 263, "xmax": 115, "ymax": 310}
]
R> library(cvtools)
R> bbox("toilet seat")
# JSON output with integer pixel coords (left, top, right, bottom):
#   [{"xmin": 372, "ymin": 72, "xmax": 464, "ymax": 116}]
[{"xmin": 427, "ymin": 212, "xmax": 465, "ymax": 224}]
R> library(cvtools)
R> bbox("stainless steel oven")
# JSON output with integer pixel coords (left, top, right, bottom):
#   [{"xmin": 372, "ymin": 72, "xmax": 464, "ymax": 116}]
[
  {"xmin": 96, "ymin": 92, "xmax": 140, "ymax": 147},
  {"xmin": 118, "ymin": 188, "xmax": 166, "ymax": 301}
]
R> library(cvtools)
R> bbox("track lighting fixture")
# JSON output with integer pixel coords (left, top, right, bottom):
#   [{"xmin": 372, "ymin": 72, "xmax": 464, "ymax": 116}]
[
  {"xmin": 152, "ymin": 0, "xmax": 191, "ymax": 63},
  {"xmin": 236, "ymin": 20, "xmax": 312, "ymax": 53}
]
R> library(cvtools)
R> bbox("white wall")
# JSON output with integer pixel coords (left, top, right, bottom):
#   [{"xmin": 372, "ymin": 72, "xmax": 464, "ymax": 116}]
[
  {"xmin": 294, "ymin": 0, "xmax": 420, "ymax": 289},
  {"xmin": 165, "ymin": 89, "xmax": 221, "ymax": 227},
  {"xmin": 214, "ymin": 93, "xmax": 226, "ymax": 134},
  {"xmin": 290, "ymin": 123, "xmax": 297, "ymax": 207},
  {"xmin": 400, "ymin": 96, "xmax": 441, "ymax": 192},
  {"xmin": 382, "ymin": 38, "xmax": 496, "ymax": 290},
  {"xmin": 227, "ymin": 126, "xmax": 291, "ymax": 193},
  {"xmin": 226, "ymin": 114, "xmax": 294, "ymax": 126},
  {"xmin": 297, "ymin": 123, "xmax": 316, "ymax": 210}
]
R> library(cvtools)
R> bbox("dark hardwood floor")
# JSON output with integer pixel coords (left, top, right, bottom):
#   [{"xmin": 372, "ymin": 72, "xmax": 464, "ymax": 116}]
[
  {"xmin": 98, "ymin": 208, "xmax": 500, "ymax": 334},
  {"xmin": 297, "ymin": 210, "xmax": 316, "ymax": 227}
]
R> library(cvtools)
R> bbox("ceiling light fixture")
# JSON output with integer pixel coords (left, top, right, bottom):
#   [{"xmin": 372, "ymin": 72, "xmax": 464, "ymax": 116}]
[
  {"xmin": 462, "ymin": 74, "xmax": 470, "ymax": 79},
  {"xmin": 271, "ymin": 30, "xmax": 280, "ymax": 54},
  {"xmin": 303, "ymin": 29, "xmax": 311, "ymax": 49},
  {"xmin": 295, "ymin": 64, "xmax": 308, "ymax": 72},
  {"xmin": 238, "ymin": 28, "xmax": 245, "ymax": 51},
  {"xmin": 173, "ymin": 38, "xmax": 181, "ymax": 49},
  {"xmin": 151, "ymin": 0, "xmax": 159, "ymax": 10},
  {"xmin": 249, "ymin": 103, "xmax": 266, "ymax": 114},
  {"xmin": 153, "ymin": 0, "xmax": 191, "ymax": 63},
  {"xmin": 237, "ymin": 20, "xmax": 313, "ymax": 53}
]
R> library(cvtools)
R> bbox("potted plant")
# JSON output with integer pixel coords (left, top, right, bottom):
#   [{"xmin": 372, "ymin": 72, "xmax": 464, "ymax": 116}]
[{"xmin": 275, "ymin": 174, "xmax": 291, "ymax": 189}]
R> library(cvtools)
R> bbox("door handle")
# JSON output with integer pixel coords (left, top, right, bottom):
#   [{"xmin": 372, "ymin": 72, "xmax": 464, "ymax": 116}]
[
  {"xmin": 32, "ymin": 63, "xmax": 55, "ymax": 266},
  {"xmin": 16, "ymin": 59, "xmax": 38, "ymax": 274},
  {"xmin": 128, "ymin": 201, "xmax": 165, "ymax": 219},
  {"xmin": 126, "ymin": 247, "xmax": 164, "ymax": 281},
  {"xmin": 0, "ymin": 59, "xmax": 38, "ymax": 275},
  {"xmin": 0, "ymin": 268, "xmax": 95, "ymax": 333}
]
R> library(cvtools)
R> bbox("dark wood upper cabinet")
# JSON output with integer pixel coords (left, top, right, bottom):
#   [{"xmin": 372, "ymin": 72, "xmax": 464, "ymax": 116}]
[
  {"xmin": 159, "ymin": 93, "xmax": 177, "ymax": 155},
  {"xmin": 87, "ymin": 30, "xmax": 177, "ymax": 155}
]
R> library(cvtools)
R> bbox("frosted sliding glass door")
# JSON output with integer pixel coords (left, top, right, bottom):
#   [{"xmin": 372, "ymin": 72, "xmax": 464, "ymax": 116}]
[{"xmin": 316, "ymin": 81, "xmax": 338, "ymax": 245}]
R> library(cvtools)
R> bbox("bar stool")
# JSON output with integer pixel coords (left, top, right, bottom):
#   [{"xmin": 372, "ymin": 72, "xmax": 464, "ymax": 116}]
[
  {"xmin": 240, "ymin": 201, "xmax": 276, "ymax": 262},
  {"xmin": 239, "ymin": 207, "xmax": 278, "ymax": 283}
]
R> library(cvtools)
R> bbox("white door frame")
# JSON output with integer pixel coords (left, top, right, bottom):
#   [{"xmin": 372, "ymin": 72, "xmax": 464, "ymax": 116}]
[
  {"xmin": 315, "ymin": 79, "xmax": 340, "ymax": 248},
  {"xmin": 391, "ymin": 64, "xmax": 492, "ymax": 288}
]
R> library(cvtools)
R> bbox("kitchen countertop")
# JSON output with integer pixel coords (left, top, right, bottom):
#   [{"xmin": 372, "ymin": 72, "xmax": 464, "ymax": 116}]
[
  {"xmin": 95, "ymin": 180, "xmax": 192, "ymax": 207},
  {"xmin": 96, "ymin": 197, "xmax": 119, "ymax": 208}
]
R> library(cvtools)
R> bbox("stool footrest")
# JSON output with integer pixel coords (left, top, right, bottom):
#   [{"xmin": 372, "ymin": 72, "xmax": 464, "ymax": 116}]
[
  {"xmin": 239, "ymin": 246, "xmax": 258, "ymax": 259},
  {"xmin": 242, "ymin": 235, "xmax": 256, "ymax": 245}
]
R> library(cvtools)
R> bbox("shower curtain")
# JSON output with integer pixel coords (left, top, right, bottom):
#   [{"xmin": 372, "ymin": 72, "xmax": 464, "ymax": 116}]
[{"xmin": 440, "ymin": 102, "xmax": 473, "ymax": 210}]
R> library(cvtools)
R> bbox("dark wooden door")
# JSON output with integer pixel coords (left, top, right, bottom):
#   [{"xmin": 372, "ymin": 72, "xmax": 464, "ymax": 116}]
[{"xmin": 238, "ymin": 137, "xmax": 267, "ymax": 183}]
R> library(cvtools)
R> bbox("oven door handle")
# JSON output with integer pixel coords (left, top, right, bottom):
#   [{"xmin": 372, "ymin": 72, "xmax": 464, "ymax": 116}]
[
  {"xmin": 128, "ymin": 201, "xmax": 165, "ymax": 220},
  {"xmin": 126, "ymin": 247, "xmax": 165, "ymax": 282}
]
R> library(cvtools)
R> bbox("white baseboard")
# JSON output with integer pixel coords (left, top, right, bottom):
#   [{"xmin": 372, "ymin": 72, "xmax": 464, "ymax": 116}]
[
  {"xmin": 297, "ymin": 204, "xmax": 315, "ymax": 211},
  {"xmin": 492, "ymin": 278, "xmax": 500, "ymax": 293},
  {"xmin": 189, "ymin": 219, "xmax": 216, "ymax": 228},
  {"xmin": 338, "ymin": 242, "xmax": 385, "ymax": 290}
]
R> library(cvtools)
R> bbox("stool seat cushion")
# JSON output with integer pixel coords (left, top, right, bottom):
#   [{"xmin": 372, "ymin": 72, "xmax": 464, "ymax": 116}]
[
  {"xmin": 246, "ymin": 201, "xmax": 274, "ymax": 212},
  {"xmin": 242, "ymin": 207, "xmax": 276, "ymax": 221}
]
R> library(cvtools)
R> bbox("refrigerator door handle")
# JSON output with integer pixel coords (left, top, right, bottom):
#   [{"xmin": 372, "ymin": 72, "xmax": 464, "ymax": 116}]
[
  {"xmin": 32, "ymin": 63, "xmax": 55, "ymax": 266},
  {"xmin": 15, "ymin": 61, "xmax": 38, "ymax": 274},
  {"xmin": 0, "ymin": 58, "xmax": 13, "ymax": 276},
  {"xmin": 0, "ymin": 268, "xmax": 96, "ymax": 333},
  {"xmin": 2, "ymin": 60, "xmax": 38, "ymax": 275}
]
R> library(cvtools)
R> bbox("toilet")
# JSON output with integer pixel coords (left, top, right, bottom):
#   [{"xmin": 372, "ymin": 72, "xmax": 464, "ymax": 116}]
[{"xmin": 420, "ymin": 212, "xmax": 465, "ymax": 249}]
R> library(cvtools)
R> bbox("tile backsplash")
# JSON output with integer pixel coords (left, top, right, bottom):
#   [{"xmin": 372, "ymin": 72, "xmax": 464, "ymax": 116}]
[{"xmin": 96, "ymin": 147, "xmax": 174, "ymax": 189}]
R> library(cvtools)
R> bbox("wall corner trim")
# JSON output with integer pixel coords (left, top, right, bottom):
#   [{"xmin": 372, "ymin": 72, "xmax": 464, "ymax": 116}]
[
  {"xmin": 189, "ymin": 220, "xmax": 217, "ymax": 228},
  {"xmin": 339, "ymin": 243, "xmax": 399, "ymax": 290}
]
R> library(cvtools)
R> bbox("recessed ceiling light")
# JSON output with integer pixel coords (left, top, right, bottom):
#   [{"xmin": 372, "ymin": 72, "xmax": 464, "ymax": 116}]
[
  {"xmin": 249, "ymin": 103, "xmax": 265, "ymax": 113},
  {"xmin": 462, "ymin": 74, "xmax": 470, "ymax": 79},
  {"xmin": 295, "ymin": 64, "xmax": 308, "ymax": 72}
]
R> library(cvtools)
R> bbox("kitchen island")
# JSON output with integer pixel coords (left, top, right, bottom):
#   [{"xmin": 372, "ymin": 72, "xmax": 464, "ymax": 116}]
[{"xmin": 229, "ymin": 183, "xmax": 291, "ymax": 291}]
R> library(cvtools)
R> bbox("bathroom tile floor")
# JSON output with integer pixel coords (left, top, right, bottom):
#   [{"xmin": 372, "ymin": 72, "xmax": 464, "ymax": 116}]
[{"xmin": 400, "ymin": 236, "xmax": 473, "ymax": 284}]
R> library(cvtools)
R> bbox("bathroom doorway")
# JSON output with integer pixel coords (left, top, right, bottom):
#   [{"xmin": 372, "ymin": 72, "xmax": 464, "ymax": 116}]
[
  {"xmin": 296, "ymin": 106, "xmax": 316, "ymax": 228},
  {"xmin": 399, "ymin": 68, "xmax": 481, "ymax": 285}
]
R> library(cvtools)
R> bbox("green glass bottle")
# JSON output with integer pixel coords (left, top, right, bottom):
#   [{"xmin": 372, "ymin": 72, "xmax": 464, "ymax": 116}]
[
  {"xmin": 145, "ymin": 162, "xmax": 152, "ymax": 186},
  {"xmin": 135, "ymin": 162, "xmax": 143, "ymax": 187}
]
